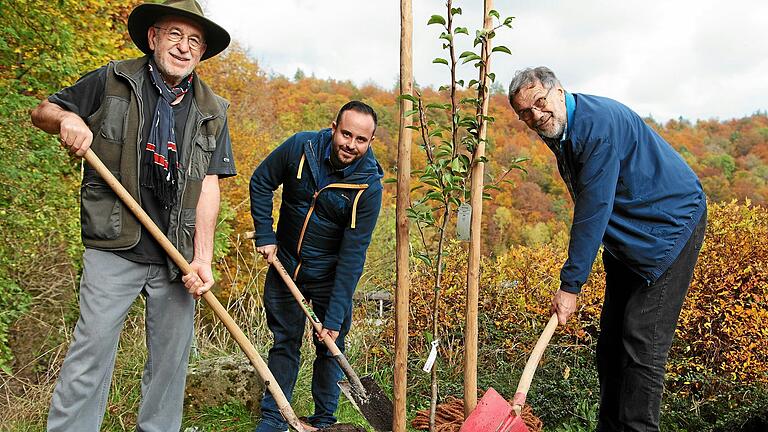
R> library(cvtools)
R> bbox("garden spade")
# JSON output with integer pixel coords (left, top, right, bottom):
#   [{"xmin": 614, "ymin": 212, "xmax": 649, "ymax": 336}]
[
  {"xmin": 460, "ymin": 314, "xmax": 558, "ymax": 432},
  {"xmin": 81, "ymin": 149, "xmax": 308, "ymax": 432},
  {"xmin": 270, "ymin": 257, "xmax": 394, "ymax": 432}
]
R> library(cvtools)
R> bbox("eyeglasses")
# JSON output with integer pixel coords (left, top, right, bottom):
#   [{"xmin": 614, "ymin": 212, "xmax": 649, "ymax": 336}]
[
  {"xmin": 153, "ymin": 26, "xmax": 205, "ymax": 51},
  {"xmin": 517, "ymin": 86, "xmax": 555, "ymax": 122}
]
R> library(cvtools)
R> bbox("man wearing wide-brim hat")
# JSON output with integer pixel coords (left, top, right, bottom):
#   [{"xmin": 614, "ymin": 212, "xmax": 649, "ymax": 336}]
[{"xmin": 30, "ymin": 1, "xmax": 235, "ymax": 430}]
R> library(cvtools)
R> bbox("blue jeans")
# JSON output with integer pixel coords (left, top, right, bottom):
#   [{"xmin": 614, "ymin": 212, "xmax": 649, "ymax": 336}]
[
  {"xmin": 596, "ymin": 212, "xmax": 706, "ymax": 432},
  {"xmin": 255, "ymin": 267, "xmax": 352, "ymax": 431}
]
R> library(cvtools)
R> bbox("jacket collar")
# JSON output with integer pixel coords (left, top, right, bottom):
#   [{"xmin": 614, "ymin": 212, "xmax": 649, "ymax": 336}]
[
  {"xmin": 302, "ymin": 128, "xmax": 383, "ymax": 186},
  {"xmin": 114, "ymin": 56, "xmax": 226, "ymax": 120}
]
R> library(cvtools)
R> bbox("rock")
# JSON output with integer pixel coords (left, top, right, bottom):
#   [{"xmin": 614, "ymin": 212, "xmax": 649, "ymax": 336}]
[{"xmin": 184, "ymin": 355, "xmax": 264, "ymax": 414}]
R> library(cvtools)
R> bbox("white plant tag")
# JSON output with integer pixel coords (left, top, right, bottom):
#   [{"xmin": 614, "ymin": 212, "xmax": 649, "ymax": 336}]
[
  {"xmin": 457, "ymin": 203, "xmax": 472, "ymax": 241},
  {"xmin": 422, "ymin": 339, "xmax": 440, "ymax": 373}
]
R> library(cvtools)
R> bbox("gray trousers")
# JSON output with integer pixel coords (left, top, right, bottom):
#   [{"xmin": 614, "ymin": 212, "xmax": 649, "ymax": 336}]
[{"xmin": 47, "ymin": 249, "xmax": 195, "ymax": 432}]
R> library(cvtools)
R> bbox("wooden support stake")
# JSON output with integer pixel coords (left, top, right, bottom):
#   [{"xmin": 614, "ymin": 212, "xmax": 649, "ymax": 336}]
[
  {"xmin": 394, "ymin": 0, "xmax": 413, "ymax": 431},
  {"xmin": 464, "ymin": 0, "xmax": 494, "ymax": 417}
]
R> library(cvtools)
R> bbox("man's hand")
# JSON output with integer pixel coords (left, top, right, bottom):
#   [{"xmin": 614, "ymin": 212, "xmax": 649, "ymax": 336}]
[
  {"xmin": 256, "ymin": 244, "xmax": 278, "ymax": 263},
  {"xmin": 30, "ymin": 100, "xmax": 93, "ymax": 157},
  {"xmin": 183, "ymin": 258, "xmax": 215, "ymax": 300},
  {"xmin": 316, "ymin": 327, "xmax": 340, "ymax": 344},
  {"xmin": 551, "ymin": 289, "xmax": 578, "ymax": 325},
  {"xmin": 59, "ymin": 111, "xmax": 93, "ymax": 157}
]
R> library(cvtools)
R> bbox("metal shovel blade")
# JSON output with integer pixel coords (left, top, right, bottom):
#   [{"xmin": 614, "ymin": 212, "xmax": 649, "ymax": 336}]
[{"xmin": 338, "ymin": 376, "xmax": 393, "ymax": 432}]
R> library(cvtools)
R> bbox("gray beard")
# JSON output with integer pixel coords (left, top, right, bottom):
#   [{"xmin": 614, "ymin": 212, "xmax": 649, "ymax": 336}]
[{"xmin": 538, "ymin": 117, "xmax": 566, "ymax": 140}]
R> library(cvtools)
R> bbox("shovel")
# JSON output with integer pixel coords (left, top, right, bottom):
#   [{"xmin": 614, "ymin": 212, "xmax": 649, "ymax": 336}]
[
  {"xmin": 269, "ymin": 256, "xmax": 394, "ymax": 431},
  {"xmin": 81, "ymin": 149, "xmax": 308, "ymax": 432},
  {"xmin": 460, "ymin": 314, "xmax": 558, "ymax": 432}
]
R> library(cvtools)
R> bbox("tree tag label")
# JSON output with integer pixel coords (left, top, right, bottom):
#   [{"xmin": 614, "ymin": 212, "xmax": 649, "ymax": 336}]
[
  {"xmin": 457, "ymin": 202, "xmax": 472, "ymax": 241},
  {"xmin": 422, "ymin": 339, "xmax": 440, "ymax": 373}
]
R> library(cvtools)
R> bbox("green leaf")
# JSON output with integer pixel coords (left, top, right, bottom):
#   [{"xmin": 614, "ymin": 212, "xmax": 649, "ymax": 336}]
[
  {"xmin": 454, "ymin": 27, "xmax": 469, "ymax": 35},
  {"xmin": 403, "ymin": 109, "xmax": 420, "ymax": 117},
  {"xmin": 459, "ymin": 50, "xmax": 477, "ymax": 59},
  {"xmin": 439, "ymin": 32, "xmax": 453, "ymax": 42},
  {"xmin": 383, "ymin": 178, "xmax": 397, "ymax": 184},
  {"xmin": 460, "ymin": 154, "xmax": 471, "ymax": 168},
  {"xmin": 438, "ymin": 85, "xmax": 450, "ymax": 92},
  {"xmin": 416, "ymin": 253, "xmax": 433, "ymax": 268},
  {"xmin": 468, "ymin": 79, "xmax": 479, "ymax": 88},
  {"xmin": 428, "ymin": 15, "xmax": 446, "ymax": 26},
  {"xmin": 429, "ymin": 129, "xmax": 445, "ymax": 138},
  {"xmin": 461, "ymin": 53, "xmax": 482, "ymax": 64},
  {"xmin": 450, "ymin": 157, "xmax": 467, "ymax": 174},
  {"xmin": 426, "ymin": 102, "xmax": 451, "ymax": 110},
  {"xmin": 492, "ymin": 45, "xmax": 512, "ymax": 55},
  {"xmin": 405, "ymin": 125, "xmax": 420, "ymax": 131},
  {"xmin": 398, "ymin": 94, "xmax": 419, "ymax": 103},
  {"xmin": 488, "ymin": 73, "xmax": 496, "ymax": 83},
  {"xmin": 451, "ymin": 7, "xmax": 462, "ymax": 15},
  {"xmin": 489, "ymin": 10, "xmax": 500, "ymax": 19},
  {"xmin": 424, "ymin": 330, "xmax": 434, "ymax": 343},
  {"xmin": 426, "ymin": 191, "xmax": 443, "ymax": 202},
  {"xmin": 433, "ymin": 57, "xmax": 450, "ymax": 66},
  {"xmin": 442, "ymin": 172, "xmax": 453, "ymax": 186}
]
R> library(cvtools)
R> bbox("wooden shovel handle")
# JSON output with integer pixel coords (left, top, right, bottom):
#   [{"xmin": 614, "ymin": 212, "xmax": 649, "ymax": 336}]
[
  {"xmin": 270, "ymin": 258, "xmax": 339, "ymax": 352},
  {"xmin": 270, "ymin": 256, "xmax": 368, "ymax": 398},
  {"xmin": 83, "ymin": 149, "xmax": 306, "ymax": 432},
  {"xmin": 512, "ymin": 313, "xmax": 558, "ymax": 416}
]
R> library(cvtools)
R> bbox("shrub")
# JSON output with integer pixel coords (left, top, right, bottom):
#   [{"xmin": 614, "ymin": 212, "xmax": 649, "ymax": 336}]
[
  {"xmin": 664, "ymin": 201, "xmax": 768, "ymax": 429},
  {"xmin": 388, "ymin": 201, "xmax": 768, "ymax": 430}
]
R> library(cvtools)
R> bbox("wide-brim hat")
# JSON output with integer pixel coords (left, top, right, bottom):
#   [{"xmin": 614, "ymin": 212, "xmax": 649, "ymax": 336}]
[{"xmin": 128, "ymin": 0, "xmax": 230, "ymax": 61}]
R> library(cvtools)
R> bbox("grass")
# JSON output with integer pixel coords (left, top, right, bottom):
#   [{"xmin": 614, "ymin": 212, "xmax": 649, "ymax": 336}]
[{"xmin": 0, "ymin": 236, "xmax": 395, "ymax": 432}]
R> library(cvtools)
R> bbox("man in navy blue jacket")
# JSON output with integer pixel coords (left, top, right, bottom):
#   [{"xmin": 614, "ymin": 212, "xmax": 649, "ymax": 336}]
[
  {"xmin": 249, "ymin": 101, "xmax": 383, "ymax": 432},
  {"xmin": 508, "ymin": 67, "xmax": 706, "ymax": 432}
]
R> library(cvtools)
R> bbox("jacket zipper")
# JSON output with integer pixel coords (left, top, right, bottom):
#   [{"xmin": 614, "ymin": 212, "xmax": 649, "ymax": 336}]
[
  {"xmin": 292, "ymin": 182, "xmax": 368, "ymax": 280},
  {"xmin": 115, "ymin": 68, "xmax": 144, "ymax": 249},
  {"xmin": 173, "ymin": 113, "xmax": 214, "ymax": 250}
]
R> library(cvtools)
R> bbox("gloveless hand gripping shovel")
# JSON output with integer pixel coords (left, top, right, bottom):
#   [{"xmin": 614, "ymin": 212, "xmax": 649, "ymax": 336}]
[
  {"xmin": 81, "ymin": 149, "xmax": 308, "ymax": 432},
  {"xmin": 269, "ymin": 256, "xmax": 394, "ymax": 432}
]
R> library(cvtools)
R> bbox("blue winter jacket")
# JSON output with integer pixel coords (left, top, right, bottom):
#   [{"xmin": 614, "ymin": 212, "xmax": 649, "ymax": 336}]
[
  {"xmin": 553, "ymin": 93, "xmax": 706, "ymax": 293},
  {"xmin": 249, "ymin": 129, "xmax": 383, "ymax": 330}
]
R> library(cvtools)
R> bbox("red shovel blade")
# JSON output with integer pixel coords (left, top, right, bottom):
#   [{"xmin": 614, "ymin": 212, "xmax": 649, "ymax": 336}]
[{"xmin": 459, "ymin": 388, "xmax": 528, "ymax": 432}]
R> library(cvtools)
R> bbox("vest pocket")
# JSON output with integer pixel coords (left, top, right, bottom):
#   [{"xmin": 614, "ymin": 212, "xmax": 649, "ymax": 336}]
[
  {"xmin": 80, "ymin": 182, "xmax": 122, "ymax": 240},
  {"xmin": 188, "ymin": 134, "xmax": 216, "ymax": 180},
  {"xmin": 97, "ymin": 96, "xmax": 129, "ymax": 143}
]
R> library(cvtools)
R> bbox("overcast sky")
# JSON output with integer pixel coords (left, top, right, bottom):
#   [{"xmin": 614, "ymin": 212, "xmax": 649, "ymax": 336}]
[{"xmin": 205, "ymin": 0, "xmax": 767, "ymax": 123}]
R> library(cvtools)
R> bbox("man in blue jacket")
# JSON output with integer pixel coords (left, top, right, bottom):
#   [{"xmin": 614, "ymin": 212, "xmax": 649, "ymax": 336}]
[
  {"xmin": 250, "ymin": 101, "xmax": 383, "ymax": 432},
  {"xmin": 508, "ymin": 67, "xmax": 706, "ymax": 432}
]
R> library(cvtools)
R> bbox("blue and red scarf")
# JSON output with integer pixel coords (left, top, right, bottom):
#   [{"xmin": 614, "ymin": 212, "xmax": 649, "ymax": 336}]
[{"xmin": 140, "ymin": 58, "xmax": 193, "ymax": 208}]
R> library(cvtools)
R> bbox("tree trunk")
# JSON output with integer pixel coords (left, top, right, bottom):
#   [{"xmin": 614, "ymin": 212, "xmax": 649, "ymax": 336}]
[
  {"xmin": 394, "ymin": 0, "xmax": 412, "ymax": 430},
  {"xmin": 464, "ymin": 0, "xmax": 494, "ymax": 417}
]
